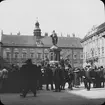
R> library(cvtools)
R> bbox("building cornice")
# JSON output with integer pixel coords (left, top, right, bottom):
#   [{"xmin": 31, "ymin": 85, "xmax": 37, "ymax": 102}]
[
  {"xmin": 81, "ymin": 25, "xmax": 105, "ymax": 43},
  {"xmin": 1, "ymin": 45, "xmax": 83, "ymax": 49}
]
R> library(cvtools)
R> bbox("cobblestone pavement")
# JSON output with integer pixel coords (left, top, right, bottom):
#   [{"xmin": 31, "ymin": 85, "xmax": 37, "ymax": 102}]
[{"xmin": 0, "ymin": 83, "xmax": 105, "ymax": 105}]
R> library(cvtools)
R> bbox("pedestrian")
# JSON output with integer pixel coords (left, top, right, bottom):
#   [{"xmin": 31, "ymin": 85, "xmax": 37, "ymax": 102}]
[
  {"xmin": 0, "ymin": 67, "xmax": 8, "ymax": 89},
  {"xmin": 53, "ymin": 63, "xmax": 61, "ymax": 92},
  {"xmin": 45, "ymin": 64, "xmax": 54, "ymax": 90},
  {"xmin": 60, "ymin": 64, "xmax": 66, "ymax": 90},
  {"xmin": 20, "ymin": 59, "xmax": 38, "ymax": 97},
  {"xmin": 68, "ymin": 65, "xmax": 74, "ymax": 90},
  {"xmin": 84, "ymin": 66, "xmax": 91, "ymax": 91},
  {"xmin": 73, "ymin": 68, "xmax": 80, "ymax": 88},
  {"xmin": 37, "ymin": 64, "xmax": 43, "ymax": 90}
]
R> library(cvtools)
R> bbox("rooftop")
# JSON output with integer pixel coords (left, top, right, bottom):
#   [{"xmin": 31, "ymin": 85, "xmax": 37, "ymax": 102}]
[
  {"xmin": 81, "ymin": 22, "xmax": 105, "ymax": 43},
  {"xmin": 1, "ymin": 34, "xmax": 82, "ymax": 48}
]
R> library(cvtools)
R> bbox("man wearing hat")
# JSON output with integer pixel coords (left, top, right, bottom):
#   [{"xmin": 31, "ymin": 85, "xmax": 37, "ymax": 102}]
[
  {"xmin": 45, "ymin": 64, "xmax": 54, "ymax": 90},
  {"xmin": 53, "ymin": 63, "xmax": 62, "ymax": 92},
  {"xmin": 20, "ymin": 59, "xmax": 38, "ymax": 97}
]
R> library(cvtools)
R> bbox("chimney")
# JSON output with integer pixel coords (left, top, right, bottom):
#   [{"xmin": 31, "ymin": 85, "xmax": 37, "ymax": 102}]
[
  {"xmin": 72, "ymin": 33, "xmax": 75, "ymax": 37},
  {"xmin": 17, "ymin": 31, "xmax": 20, "ymax": 35},
  {"xmin": 45, "ymin": 32, "xmax": 48, "ymax": 36},
  {"xmin": 10, "ymin": 32, "xmax": 12, "ymax": 35},
  {"xmin": 67, "ymin": 34, "xmax": 69, "ymax": 37},
  {"xmin": 67, "ymin": 34, "xmax": 70, "ymax": 37}
]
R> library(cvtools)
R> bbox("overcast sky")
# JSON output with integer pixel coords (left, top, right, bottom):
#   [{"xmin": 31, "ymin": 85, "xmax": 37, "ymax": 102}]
[{"xmin": 0, "ymin": 0, "xmax": 104, "ymax": 40}]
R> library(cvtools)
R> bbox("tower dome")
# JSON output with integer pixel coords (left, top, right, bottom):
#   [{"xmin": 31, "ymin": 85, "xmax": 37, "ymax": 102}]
[
  {"xmin": 33, "ymin": 21, "xmax": 41, "ymax": 37},
  {"xmin": 35, "ymin": 21, "xmax": 39, "ymax": 28}
]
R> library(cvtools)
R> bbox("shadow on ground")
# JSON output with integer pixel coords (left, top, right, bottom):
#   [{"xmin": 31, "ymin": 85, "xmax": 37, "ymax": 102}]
[{"xmin": 0, "ymin": 89, "xmax": 105, "ymax": 105}]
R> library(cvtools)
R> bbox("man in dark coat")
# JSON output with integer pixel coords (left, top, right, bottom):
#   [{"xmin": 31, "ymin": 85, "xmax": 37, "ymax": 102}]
[
  {"xmin": 20, "ymin": 59, "xmax": 38, "ymax": 97},
  {"xmin": 84, "ymin": 66, "xmax": 92, "ymax": 91},
  {"xmin": 45, "ymin": 64, "xmax": 54, "ymax": 90},
  {"xmin": 60, "ymin": 64, "xmax": 66, "ymax": 90},
  {"xmin": 68, "ymin": 65, "xmax": 74, "ymax": 90},
  {"xmin": 37, "ymin": 64, "xmax": 43, "ymax": 90},
  {"xmin": 53, "ymin": 63, "xmax": 62, "ymax": 92}
]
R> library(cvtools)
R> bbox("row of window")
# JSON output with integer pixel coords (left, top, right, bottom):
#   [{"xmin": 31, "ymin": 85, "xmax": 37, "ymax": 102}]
[
  {"xmin": 84, "ymin": 47, "xmax": 105, "ymax": 59},
  {"xmin": 5, "ymin": 52, "xmax": 49, "ymax": 60},
  {"xmin": 5, "ymin": 52, "xmax": 83, "ymax": 60},
  {"xmin": 5, "ymin": 48, "xmax": 49, "ymax": 53},
  {"xmin": 61, "ymin": 53, "xmax": 83, "ymax": 59}
]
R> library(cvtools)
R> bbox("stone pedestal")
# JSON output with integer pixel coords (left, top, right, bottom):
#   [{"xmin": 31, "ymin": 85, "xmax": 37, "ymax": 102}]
[{"xmin": 49, "ymin": 45, "xmax": 61, "ymax": 61}]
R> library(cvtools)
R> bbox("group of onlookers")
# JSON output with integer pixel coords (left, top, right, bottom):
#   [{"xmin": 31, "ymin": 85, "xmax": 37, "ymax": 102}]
[
  {"xmin": 1, "ymin": 59, "xmax": 105, "ymax": 98},
  {"xmin": 82, "ymin": 65, "xmax": 105, "ymax": 90},
  {"xmin": 19, "ymin": 59, "xmax": 77, "ymax": 97}
]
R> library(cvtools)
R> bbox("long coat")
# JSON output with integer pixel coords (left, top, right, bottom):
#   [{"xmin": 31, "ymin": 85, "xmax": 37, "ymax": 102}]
[
  {"xmin": 53, "ymin": 67, "xmax": 61, "ymax": 82},
  {"xmin": 20, "ymin": 63, "xmax": 38, "ymax": 88},
  {"xmin": 74, "ymin": 70, "xmax": 80, "ymax": 86}
]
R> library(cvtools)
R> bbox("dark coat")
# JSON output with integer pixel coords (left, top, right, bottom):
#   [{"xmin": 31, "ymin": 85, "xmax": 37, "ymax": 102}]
[
  {"xmin": 37, "ymin": 65, "xmax": 42, "ymax": 80},
  {"xmin": 45, "ymin": 67, "xmax": 53, "ymax": 82},
  {"xmin": 54, "ymin": 67, "xmax": 62, "ymax": 82},
  {"xmin": 20, "ymin": 63, "xmax": 38, "ymax": 86}
]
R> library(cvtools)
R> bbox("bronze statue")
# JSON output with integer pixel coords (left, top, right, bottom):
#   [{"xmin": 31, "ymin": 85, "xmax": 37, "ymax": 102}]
[{"xmin": 50, "ymin": 30, "xmax": 58, "ymax": 45}]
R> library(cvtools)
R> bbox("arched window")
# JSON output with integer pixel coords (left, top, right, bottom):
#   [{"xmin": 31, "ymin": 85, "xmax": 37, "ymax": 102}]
[
  {"xmin": 13, "ymin": 48, "xmax": 19, "ymax": 59},
  {"xmin": 6, "ymin": 52, "xmax": 11, "ymax": 60},
  {"xmin": 30, "ymin": 49, "xmax": 35, "ymax": 58},
  {"xmin": 22, "ymin": 52, "xmax": 27, "ymax": 59},
  {"xmin": 37, "ymin": 53, "xmax": 42, "ymax": 60},
  {"xmin": 30, "ymin": 53, "xmax": 34, "ymax": 58},
  {"xmin": 5, "ymin": 48, "xmax": 11, "ymax": 60},
  {"xmin": 73, "ymin": 52, "xmax": 77, "ymax": 59},
  {"xmin": 22, "ymin": 49, "xmax": 27, "ymax": 59},
  {"xmin": 14, "ymin": 52, "xmax": 19, "ymax": 59}
]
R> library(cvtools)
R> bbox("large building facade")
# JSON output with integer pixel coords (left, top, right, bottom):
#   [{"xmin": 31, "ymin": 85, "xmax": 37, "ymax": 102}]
[
  {"xmin": 0, "ymin": 21, "xmax": 83, "ymax": 67},
  {"xmin": 81, "ymin": 22, "xmax": 105, "ymax": 67}
]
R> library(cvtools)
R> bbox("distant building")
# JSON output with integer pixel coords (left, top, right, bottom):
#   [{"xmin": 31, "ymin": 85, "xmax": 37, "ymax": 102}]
[
  {"xmin": 0, "ymin": 21, "xmax": 83, "ymax": 67},
  {"xmin": 81, "ymin": 22, "xmax": 105, "ymax": 67}
]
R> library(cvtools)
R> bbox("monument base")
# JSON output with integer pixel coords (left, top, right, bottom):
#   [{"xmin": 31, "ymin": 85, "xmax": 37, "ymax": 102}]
[{"xmin": 49, "ymin": 45, "xmax": 61, "ymax": 62}]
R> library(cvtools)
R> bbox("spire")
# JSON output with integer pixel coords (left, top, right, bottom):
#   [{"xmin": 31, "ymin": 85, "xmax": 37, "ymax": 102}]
[
  {"xmin": 35, "ymin": 17, "xmax": 40, "ymax": 28},
  {"xmin": 33, "ymin": 19, "xmax": 41, "ymax": 37},
  {"xmin": 35, "ymin": 21, "xmax": 40, "ymax": 28}
]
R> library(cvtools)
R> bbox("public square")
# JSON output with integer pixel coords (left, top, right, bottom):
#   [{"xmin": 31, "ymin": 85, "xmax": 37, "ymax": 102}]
[
  {"xmin": 0, "ymin": 84, "xmax": 105, "ymax": 105},
  {"xmin": 0, "ymin": 1, "xmax": 105, "ymax": 105}
]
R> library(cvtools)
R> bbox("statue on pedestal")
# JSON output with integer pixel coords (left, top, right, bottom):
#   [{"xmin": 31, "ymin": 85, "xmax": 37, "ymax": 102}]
[
  {"xmin": 50, "ymin": 30, "xmax": 58, "ymax": 45},
  {"xmin": 50, "ymin": 30, "xmax": 61, "ymax": 62}
]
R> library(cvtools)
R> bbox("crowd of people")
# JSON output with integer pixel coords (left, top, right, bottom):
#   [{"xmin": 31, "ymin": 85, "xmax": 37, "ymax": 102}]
[
  {"xmin": 18, "ymin": 59, "xmax": 105, "ymax": 97},
  {"xmin": 0, "ymin": 59, "xmax": 105, "ymax": 98}
]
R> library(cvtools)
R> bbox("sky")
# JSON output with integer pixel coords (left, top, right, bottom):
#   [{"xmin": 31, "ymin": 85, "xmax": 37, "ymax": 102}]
[{"xmin": 0, "ymin": 0, "xmax": 104, "ymax": 40}]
